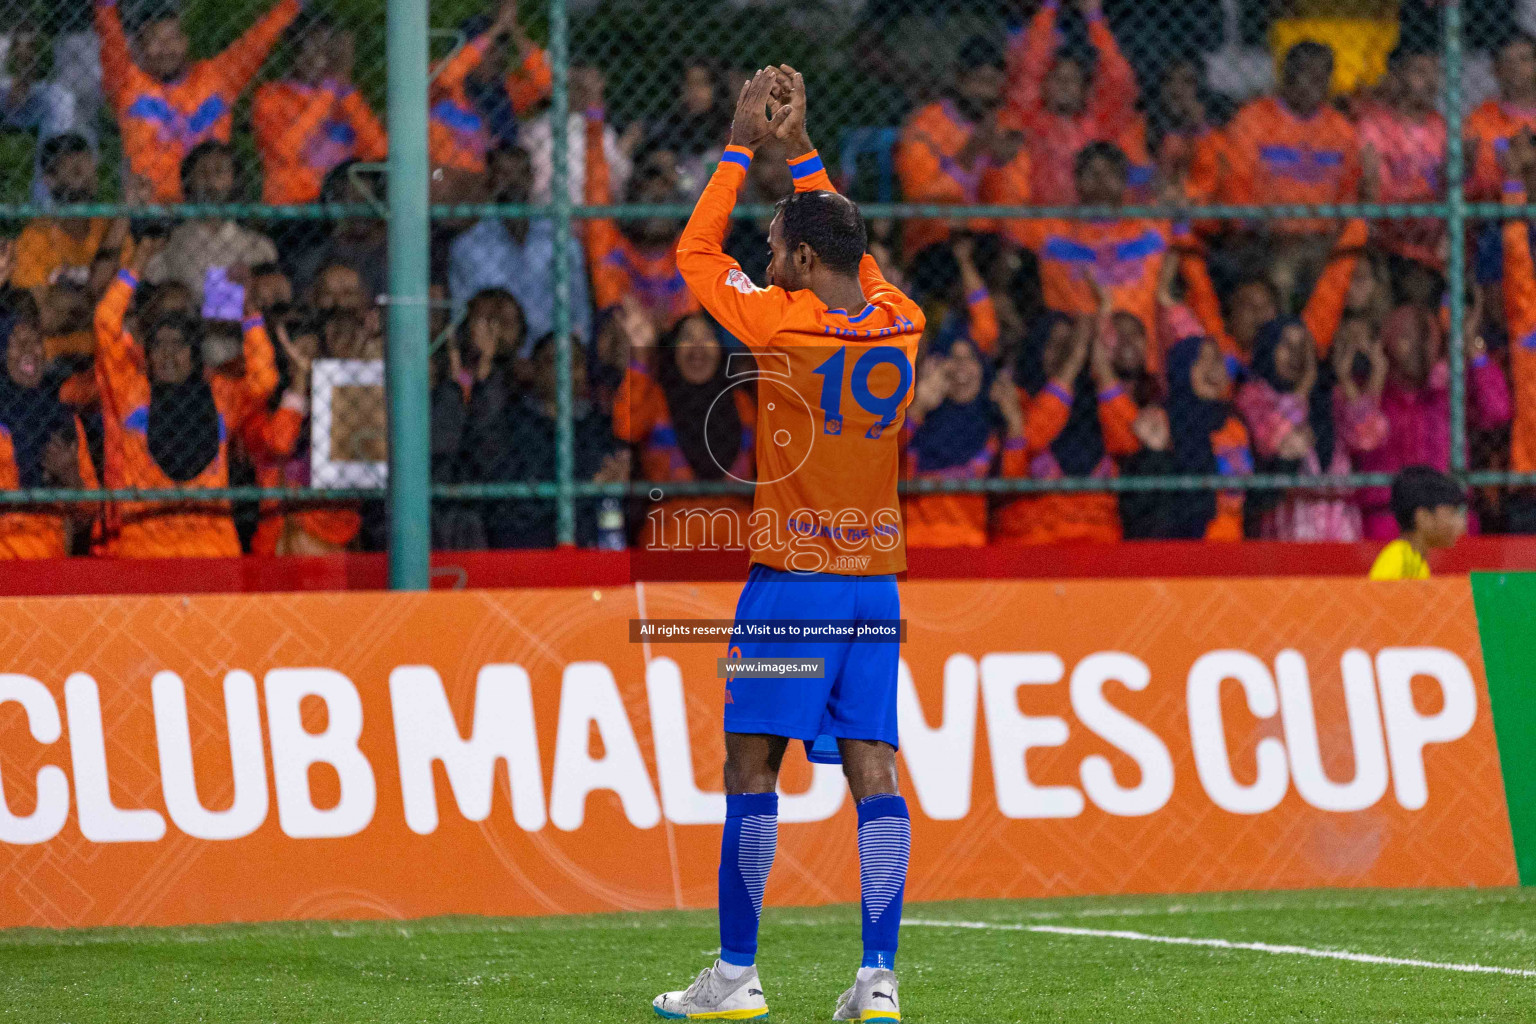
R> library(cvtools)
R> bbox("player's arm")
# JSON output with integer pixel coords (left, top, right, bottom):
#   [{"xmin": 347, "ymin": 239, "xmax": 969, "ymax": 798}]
[
  {"xmin": 1501, "ymin": 136, "xmax": 1536, "ymax": 351},
  {"xmin": 344, "ymin": 91, "xmax": 390, "ymax": 162},
  {"xmin": 1301, "ymin": 218, "xmax": 1368, "ymax": 357},
  {"xmin": 1004, "ymin": 0, "xmax": 1057, "ymax": 116},
  {"xmin": 772, "ymin": 67, "xmax": 923, "ymax": 326},
  {"xmin": 218, "ymin": 0, "xmax": 302, "ymax": 97},
  {"xmin": 583, "ymin": 106, "xmax": 629, "ymax": 312},
  {"xmin": 94, "ymin": 242, "xmax": 159, "ymax": 407},
  {"xmin": 93, "ymin": 0, "xmax": 134, "ymax": 109},
  {"xmin": 1082, "ymin": 0, "xmax": 1137, "ymax": 125},
  {"xmin": 677, "ymin": 69, "xmax": 793, "ymax": 348}
]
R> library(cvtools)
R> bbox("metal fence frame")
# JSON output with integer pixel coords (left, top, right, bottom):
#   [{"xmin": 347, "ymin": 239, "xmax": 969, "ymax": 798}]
[{"xmin": 3, "ymin": 0, "xmax": 1524, "ymax": 586}]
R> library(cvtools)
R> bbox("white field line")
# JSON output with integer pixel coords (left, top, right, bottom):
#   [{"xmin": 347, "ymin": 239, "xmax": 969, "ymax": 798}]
[
  {"xmin": 895, "ymin": 889, "xmax": 1536, "ymax": 924},
  {"xmin": 3, "ymin": 889, "xmax": 1532, "ymax": 950},
  {"xmin": 905, "ymin": 918, "xmax": 1536, "ymax": 979}
]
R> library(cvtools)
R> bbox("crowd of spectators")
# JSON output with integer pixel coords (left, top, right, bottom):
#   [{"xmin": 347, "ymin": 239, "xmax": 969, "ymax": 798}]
[{"xmin": 0, "ymin": 0, "xmax": 1534, "ymax": 557}]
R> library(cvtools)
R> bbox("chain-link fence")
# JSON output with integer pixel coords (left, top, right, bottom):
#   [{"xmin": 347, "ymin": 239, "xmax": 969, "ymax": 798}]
[{"xmin": 0, "ymin": 0, "xmax": 1531, "ymax": 565}]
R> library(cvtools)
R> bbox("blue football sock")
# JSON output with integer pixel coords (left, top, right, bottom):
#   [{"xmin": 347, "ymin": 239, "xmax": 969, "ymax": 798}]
[
  {"xmin": 856, "ymin": 793, "xmax": 910, "ymax": 970},
  {"xmin": 719, "ymin": 792, "xmax": 778, "ymax": 967}
]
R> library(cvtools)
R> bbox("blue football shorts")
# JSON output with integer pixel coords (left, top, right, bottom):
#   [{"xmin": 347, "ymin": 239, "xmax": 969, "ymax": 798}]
[{"xmin": 723, "ymin": 563, "xmax": 901, "ymax": 749}]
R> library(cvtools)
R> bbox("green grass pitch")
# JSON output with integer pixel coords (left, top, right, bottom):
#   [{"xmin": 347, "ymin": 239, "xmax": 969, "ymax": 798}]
[{"xmin": 2, "ymin": 888, "xmax": 1533, "ymax": 1022}]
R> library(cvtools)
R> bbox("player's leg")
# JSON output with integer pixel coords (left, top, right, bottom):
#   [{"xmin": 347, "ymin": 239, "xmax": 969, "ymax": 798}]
[
  {"xmin": 654, "ymin": 733, "xmax": 787, "ymax": 1020},
  {"xmin": 653, "ymin": 731, "xmax": 788, "ymax": 1020},
  {"xmin": 829, "ymin": 576, "xmax": 906, "ymax": 1023},
  {"xmin": 720, "ymin": 732, "xmax": 789, "ymax": 971},
  {"xmin": 655, "ymin": 566, "xmax": 833, "ymax": 1020},
  {"xmin": 833, "ymin": 739, "xmax": 906, "ymax": 1022}
]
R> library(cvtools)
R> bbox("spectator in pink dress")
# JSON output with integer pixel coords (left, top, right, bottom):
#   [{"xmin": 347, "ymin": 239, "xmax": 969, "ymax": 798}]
[
  {"xmin": 1354, "ymin": 299, "xmax": 1511, "ymax": 539},
  {"xmin": 1237, "ymin": 316, "xmax": 1389, "ymax": 540}
]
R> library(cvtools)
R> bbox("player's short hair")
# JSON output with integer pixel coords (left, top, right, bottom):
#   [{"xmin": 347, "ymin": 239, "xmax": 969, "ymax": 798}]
[
  {"xmin": 1390, "ymin": 465, "xmax": 1466, "ymax": 532},
  {"xmin": 774, "ymin": 190, "xmax": 866, "ymax": 276},
  {"xmin": 1282, "ymin": 40, "xmax": 1334, "ymax": 80},
  {"xmin": 1073, "ymin": 140, "xmax": 1128, "ymax": 181},
  {"xmin": 39, "ymin": 134, "xmax": 92, "ymax": 177}
]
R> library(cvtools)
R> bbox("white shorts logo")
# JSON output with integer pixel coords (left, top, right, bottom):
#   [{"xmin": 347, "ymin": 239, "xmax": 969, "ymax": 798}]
[{"xmin": 726, "ymin": 269, "xmax": 756, "ymax": 295}]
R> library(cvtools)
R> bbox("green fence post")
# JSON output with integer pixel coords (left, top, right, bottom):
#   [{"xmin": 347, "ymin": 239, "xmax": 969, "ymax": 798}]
[
  {"xmin": 1445, "ymin": 0, "xmax": 1468, "ymax": 473},
  {"xmin": 550, "ymin": 0, "xmax": 575, "ymax": 546},
  {"xmin": 386, "ymin": 0, "xmax": 432, "ymax": 589}
]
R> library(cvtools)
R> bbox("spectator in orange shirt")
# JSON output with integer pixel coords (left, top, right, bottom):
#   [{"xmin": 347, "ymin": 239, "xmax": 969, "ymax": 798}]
[
  {"xmin": 1146, "ymin": 59, "xmax": 1229, "ymax": 192},
  {"xmin": 994, "ymin": 310, "xmax": 1143, "ymax": 545},
  {"xmin": 95, "ymin": 0, "xmax": 301, "ymax": 202},
  {"xmin": 1216, "ymin": 41, "xmax": 1361, "ymax": 303},
  {"xmin": 614, "ymin": 310, "xmax": 756, "ymax": 551},
  {"xmin": 1002, "ymin": 143, "xmax": 1181, "ymax": 374},
  {"xmin": 241, "ymin": 316, "xmax": 362, "ymax": 555},
  {"xmin": 12, "ymin": 135, "xmax": 132, "ymax": 295},
  {"xmin": 0, "ymin": 291, "xmax": 98, "ymax": 558},
  {"xmin": 1497, "ymin": 132, "xmax": 1536, "ymax": 529},
  {"xmin": 1004, "ymin": 0, "xmax": 1151, "ymax": 207},
  {"xmin": 581, "ymin": 70, "xmax": 698, "ymax": 329},
  {"xmin": 1466, "ymin": 32, "xmax": 1536, "ymax": 202},
  {"xmin": 254, "ymin": 16, "xmax": 387, "ymax": 205},
  {"xmin": 1182, "ymin": 218, "xmax": 1371, "ymax": 368},
  {"xmin": 429, "ymin": 2, "xmax": 552, "ymax": 195},
  {"xmin": 904, "ymin": 338, "xmax": 1028, "ymax": 548},
  {"xmin": 93, "ymin": 237, "xmax": 279, "ymax": 558},
  {"xmin": 895, "ymin": 36, "xmax": 1030, "ymax": 259}
]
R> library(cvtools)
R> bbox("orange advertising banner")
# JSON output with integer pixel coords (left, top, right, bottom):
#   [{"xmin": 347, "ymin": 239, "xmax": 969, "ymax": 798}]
[{"xmin": 0, "ymin": 577, "xmax": 1516, "ymax": 929}]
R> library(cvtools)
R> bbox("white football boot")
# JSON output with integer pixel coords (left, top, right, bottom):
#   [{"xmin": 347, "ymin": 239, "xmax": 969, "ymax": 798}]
[
  {"xmin": 832, "ymin": 968, "xmax": 900, "ymax": 1022},
  {"xmin": 652, "ymin": 960, "xmax": 770, "ymax": 1020}
]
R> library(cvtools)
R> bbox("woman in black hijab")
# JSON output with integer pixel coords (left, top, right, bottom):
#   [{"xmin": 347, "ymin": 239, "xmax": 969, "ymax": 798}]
[
  {"xmin": 994, "ymin": 310, "xmax": 1138, "ymax": 544},
  {"xmin": 1120, "ymin": 334, "xmax": 1252, "ymax": 539},
  {"xmin": 93, "ymin": 239, "xmax": 278, "ymax": 556},
  {"xmin": 0, "ymin": 295, "xmax": 95, "ymax": 556},
  {"xmin": 615, "ymin": 312, "xmax": 754, "ymax": 550}
]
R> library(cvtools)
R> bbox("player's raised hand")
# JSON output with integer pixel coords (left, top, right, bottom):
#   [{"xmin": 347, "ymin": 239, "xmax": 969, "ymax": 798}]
[
  {"xmin": 729, "ymin": 68, "xmax": 780, "ymax": 151},
  {"xmin": 771, "ymin": 65, "xmax": 813, "ymax": 157}
]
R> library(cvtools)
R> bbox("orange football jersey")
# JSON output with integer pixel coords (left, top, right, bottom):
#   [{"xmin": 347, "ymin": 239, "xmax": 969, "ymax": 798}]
[{"xmin": 676, "ymin": 147, "xmax": 925, "ymax": 576}]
